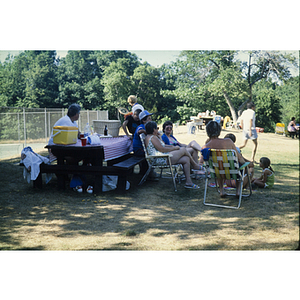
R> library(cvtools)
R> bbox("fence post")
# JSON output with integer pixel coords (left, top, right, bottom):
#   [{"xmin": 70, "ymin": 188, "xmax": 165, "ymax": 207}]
[
  {"xmin": 23, "ymin": 107, "xmax": 26, "ymax": 147},
  {"xmin": 18, "ymin": 111, "xmax": 20, "ymax": 143},
  {"xmin": 44, "ymin": 108, "xmax": 47, "ymax": 143}
]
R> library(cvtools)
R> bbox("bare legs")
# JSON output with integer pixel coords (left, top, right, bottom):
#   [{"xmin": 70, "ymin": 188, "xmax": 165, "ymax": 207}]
[
  {"xmin": 170, "ymin": 147, "xmax": 200, "ymax": 186},
  {"xmin": 186, "ymin": 140, "xmax": 201, "ymax": 163},
  {"xmin": 239, "ymin": 138, "xmax": 258, "ymax": 162}
]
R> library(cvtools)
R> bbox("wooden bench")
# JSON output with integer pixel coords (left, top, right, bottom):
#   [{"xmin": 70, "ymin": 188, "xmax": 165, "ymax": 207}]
[{"xmin": 21, "ymin": 155, "xmax": 146, "ymax": 193}]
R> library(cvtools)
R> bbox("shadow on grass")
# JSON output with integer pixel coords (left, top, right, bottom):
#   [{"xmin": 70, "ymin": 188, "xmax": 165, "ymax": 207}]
[{"xmin": 0, "ymin": 157, "xmax": 299, "ymax": 250}]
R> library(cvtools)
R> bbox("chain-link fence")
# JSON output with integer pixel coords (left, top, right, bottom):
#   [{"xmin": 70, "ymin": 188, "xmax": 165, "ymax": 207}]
[{"xmin": 0, "ymin": 107, "xmax": 109, "ymax": 159}]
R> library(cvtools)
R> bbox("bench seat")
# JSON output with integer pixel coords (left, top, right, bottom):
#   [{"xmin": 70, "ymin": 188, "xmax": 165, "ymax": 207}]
[{"xmin": 21, "ymin": 155, "xmax": 146, "ymax": 192}]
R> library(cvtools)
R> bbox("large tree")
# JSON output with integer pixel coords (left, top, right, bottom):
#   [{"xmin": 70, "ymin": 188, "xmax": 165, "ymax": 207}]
[
  {"xmin": 131, "ymin": 63, "xmax": 162, "ymax": 116},
  {"xmin": 101, "ymin": 58, "xmax": 134, "ymax": 117},
  {"xmin": 173, "ymin": 50, "xmax": 298, "ymax": 124}
]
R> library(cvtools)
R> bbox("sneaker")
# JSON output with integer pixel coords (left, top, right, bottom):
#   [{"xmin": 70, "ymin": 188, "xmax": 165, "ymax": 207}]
[
  {"xmin": 87, "ymin": 185, "xmax": 93, "ymax": 194},
  {"xmin": 73, "ymin": 186, "xmax": 83, "ymax": 193}
]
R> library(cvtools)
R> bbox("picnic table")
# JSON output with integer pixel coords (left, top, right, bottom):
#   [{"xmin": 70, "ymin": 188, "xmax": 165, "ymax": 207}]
[{"xmin": 36, "ymin": 136, "xmax": 145, "ymax": 193}]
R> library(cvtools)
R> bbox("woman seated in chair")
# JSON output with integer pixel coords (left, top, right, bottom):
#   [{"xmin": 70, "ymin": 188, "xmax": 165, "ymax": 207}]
[
  {"xmin": 145, "ymin": 121, "xmax": 202, "ymax": 189},
  {"xmin": 287, "ymin": 117, "xmax": 299, "ymax": 138},
  {"xmin": 201, "ymin": 121, "xmax": 248, "ymax": 198},
  {"xmin": 161, "ymin": 121, "xmax": 202, "ymax": 163}
]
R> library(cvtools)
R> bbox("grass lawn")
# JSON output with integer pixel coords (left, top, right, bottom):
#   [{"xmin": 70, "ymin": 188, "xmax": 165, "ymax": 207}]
[{"xmin": 0, "ymin": 126, "xmax": 299, "ymax": 251}]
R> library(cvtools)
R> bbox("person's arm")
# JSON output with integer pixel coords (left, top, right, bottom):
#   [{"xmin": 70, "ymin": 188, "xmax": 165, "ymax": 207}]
[
  {"xmin": 137, "ymin": 128, "xmax": 146, "ymax": 135},
  {"xmin": 122, "ymin": 120, "xmax": 131, "ymax": 138}
]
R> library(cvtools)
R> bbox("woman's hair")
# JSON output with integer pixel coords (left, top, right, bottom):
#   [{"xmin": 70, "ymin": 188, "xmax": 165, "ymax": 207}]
[
  {"xmin": 260, "ymin": 157, "xmax": 275, "ymax": 173},
  {"xmin": 67, "ymin": 103, "xmax": 81, "ymax": 118},
  {"xmin": 127, "ymin": 95, "xmax": 137, "ymax": 105},
  {"xmin": 145, "ymin": 121, "xmax": 158, "ymax": 135},
  {"xmin": 224, "ymin": 133, "xmax": 236, "ymax": 143},
  {"xmin": 206, "ymin": 121, "xmax": 221, "ymax": 138},
  {"xmin": 291, "ymin": 117, "xmax": 295, "ymax": 121},
  {"xmin": 162, "ymin": 121, "xmax": 173, "ymax": 132}
]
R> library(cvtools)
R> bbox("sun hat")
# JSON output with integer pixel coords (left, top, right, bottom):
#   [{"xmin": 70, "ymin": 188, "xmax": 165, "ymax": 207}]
[
  {"xmin": 139, "ymin": 110, "xmax": 153, "ymax": 121},
  {"xmin": 132, "ymin": 104, "xmax": 144, "ymax": 114}
]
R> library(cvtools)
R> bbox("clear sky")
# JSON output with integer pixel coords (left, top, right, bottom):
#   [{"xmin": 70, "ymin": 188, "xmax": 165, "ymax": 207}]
[{"xmin": 0, "ymin": 50, "xmax": 181, "ymax": 67}]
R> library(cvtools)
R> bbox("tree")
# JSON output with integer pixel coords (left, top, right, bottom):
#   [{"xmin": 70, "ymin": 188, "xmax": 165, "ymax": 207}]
[
  {"xmin": 20, "ymin": 51, "xmax": 59, "ymax": 108},
  {"xmin": 131, "ymin": 63, "xmax": 162, "ymax": 117},
  {"xmin": 252, "ymin": 80, "xmax": 282, "ymax": 132},
  {"xmin": 174, "ymin": 51, "xmax": 248, "ymax": 122},
  {"xmin": 275, "ymin": 76, "xmax": 299, "ymax": 126},
  {"xmin": 57, "ymin": 50, "xmax": 100, "ymax": 109},
  {"xmin": 172, "ymin": 50, "xmax": 298, "ymax": 125},
  {"xmin": 241, "ymin": 50, "xmax": 299, "ymax": 106},
  {"xmin": 101, "ymin": 58, "xmax": 133, "ymax": 117}
]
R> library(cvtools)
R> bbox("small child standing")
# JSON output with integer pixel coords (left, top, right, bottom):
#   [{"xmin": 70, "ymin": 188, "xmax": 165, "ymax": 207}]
[{"xmin": 251, "ymin": 157, "xmax": 275, "ymax": 189}]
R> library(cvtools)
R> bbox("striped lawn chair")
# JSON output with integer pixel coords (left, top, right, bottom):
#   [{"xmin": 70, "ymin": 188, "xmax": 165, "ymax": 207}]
[{"xmin": 201, "ymin": 148, "xmax": 252, "ymax": 209}]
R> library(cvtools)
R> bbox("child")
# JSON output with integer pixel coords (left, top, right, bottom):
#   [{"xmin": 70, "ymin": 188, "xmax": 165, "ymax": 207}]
[
  {"xmin": 223, "ymin": 133, "xmax": 254, "ymax": 188},
  {"xmin": 251, "ymin": 157, "xmax": 275, "ymax": 189},
  {"xmin": 122, "ymin": 108, "xmax": 142, "ymax": 139}
]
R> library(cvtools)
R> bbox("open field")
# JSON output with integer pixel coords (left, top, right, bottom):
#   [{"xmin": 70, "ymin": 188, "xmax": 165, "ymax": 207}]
[{"xmin": 0, "ymin": 126, "xmax": 299, "ymax": 251}]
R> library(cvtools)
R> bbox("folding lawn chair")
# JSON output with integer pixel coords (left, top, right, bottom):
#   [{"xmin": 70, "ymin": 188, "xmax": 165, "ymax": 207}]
[
  {"xmin": 201, "ymin": 148, "xmax": 252, "ymax": 209},
  {"xmin": 138, "ymin": 134, "xmax": 180, "ymax": 191}
]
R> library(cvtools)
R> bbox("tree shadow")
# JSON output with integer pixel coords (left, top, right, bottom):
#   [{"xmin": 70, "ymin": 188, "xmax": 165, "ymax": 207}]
[{"xmin": 1, "ymin": 158, "xmax": 299, "ymax": 250}]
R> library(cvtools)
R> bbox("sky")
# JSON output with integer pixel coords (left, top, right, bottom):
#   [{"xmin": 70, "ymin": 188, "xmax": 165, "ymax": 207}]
[{"xmin": 0, "ymin": 50, "xmax": 181, "ymax": 67}]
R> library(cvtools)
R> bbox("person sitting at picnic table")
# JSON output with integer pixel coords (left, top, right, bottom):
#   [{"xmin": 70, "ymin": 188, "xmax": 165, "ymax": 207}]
[
  {"xmin": 48, "ymin": 103, "xmax": 92, "ymax": 194},
  {"xmin": 287, "ymin": 117, "xmax": 298, "ymax": 138},
  {"xmin": 201, "ymin": 120, "xmax": 247, "ymax": 198},
  {"xmin": 48, "ymin": 103, "xmax": 81, "ymax": 145},
  {"xmin": 122, "ymin": 108, "xmax": 142, "ymax": 139},
  {"xmin": 145, "ymin": 121, "xmax": 203, "ymax": 189},
  {"xmin": 161, "ymin": 121, "xmax": 202, "ymax": 164}
]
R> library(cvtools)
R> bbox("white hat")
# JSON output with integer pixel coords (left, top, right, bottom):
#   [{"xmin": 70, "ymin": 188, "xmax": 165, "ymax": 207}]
[{"xmin": 132, "ymin": 104, "xmax": 144, "ymax": 114}]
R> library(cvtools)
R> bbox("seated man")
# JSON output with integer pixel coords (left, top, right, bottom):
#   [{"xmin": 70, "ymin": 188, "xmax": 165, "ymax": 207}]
[{"xmin": 48, "ymin": 103, "xmax": 81, "ymax": 145}]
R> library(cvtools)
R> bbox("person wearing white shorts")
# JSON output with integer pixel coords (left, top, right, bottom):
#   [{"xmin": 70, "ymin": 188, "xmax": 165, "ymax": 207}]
[{"xmin": 238, "ymin": 102, "xmax": 258, "ymax": 162}]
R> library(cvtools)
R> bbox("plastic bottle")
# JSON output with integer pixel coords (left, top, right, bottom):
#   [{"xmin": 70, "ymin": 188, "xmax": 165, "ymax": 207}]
[
  {"xmin": 104, "ymin": 125, "xmax": 108, "ymax": 136},
  {"xmin": 84, "ymin": 123, "xmax": 91, "ymax": 137}
]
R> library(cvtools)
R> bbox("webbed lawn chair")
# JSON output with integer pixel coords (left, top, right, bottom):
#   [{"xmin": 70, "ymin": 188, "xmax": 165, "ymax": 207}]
[
  {"xmin": 138, "ymin": 134, "xmax": 179, "ymax": 191},
  {"xmin": 201, "ymin": 148, "xmax": 252, "ymax": 209}
]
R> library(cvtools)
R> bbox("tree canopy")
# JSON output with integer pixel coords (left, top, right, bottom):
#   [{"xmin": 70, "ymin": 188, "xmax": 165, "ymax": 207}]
[{"xmin": 0, "ymin": 50, "xmax": 298, "ymax": 131}]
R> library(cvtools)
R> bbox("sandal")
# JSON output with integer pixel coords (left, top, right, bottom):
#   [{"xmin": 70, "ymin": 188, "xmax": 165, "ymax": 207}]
[
  {"xmin": 73, "ymin": 186, "xmax": 83, "ymax": 193},
  {"xmin": 87, "ymin": 185, "xmax": 93, "ymax": 194},
  {"xmin": 184, "ymin": 184, "xmax": 200, "ymax": 189}
]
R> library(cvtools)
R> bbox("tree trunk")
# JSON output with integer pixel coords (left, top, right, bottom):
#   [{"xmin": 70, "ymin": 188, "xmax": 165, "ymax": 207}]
[{"xmin": 223, "ymin": 91, "xmax": 238, "ymax": 122}]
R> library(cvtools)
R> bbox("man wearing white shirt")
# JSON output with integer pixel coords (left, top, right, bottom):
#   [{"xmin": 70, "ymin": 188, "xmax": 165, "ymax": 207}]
[
  {"xmin": 48, "ymin": 103, "xmax": 81, "ymax": 145},
  {"xmin": 238, "ymin": 102, "xmax": 258, "ymax": 162}
]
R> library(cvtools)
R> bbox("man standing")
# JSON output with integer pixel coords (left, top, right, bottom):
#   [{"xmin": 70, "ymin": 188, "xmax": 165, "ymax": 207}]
[{"xmin": 238, "ymin": 102, "xmax": 258, "ymax": 163}]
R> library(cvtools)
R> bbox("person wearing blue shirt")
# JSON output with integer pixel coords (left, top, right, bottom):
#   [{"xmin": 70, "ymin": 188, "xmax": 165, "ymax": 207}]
[
  {"xmin": 161, "ymin": 120, "xmax": 201, "ymax": 164},
  {"xmin": 133, "ymin": 110, "xmax": 153, "ymax": 156},
  {"xmin": 132, "ymin": 110, "xmax": 160, "ymax": 180}
]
